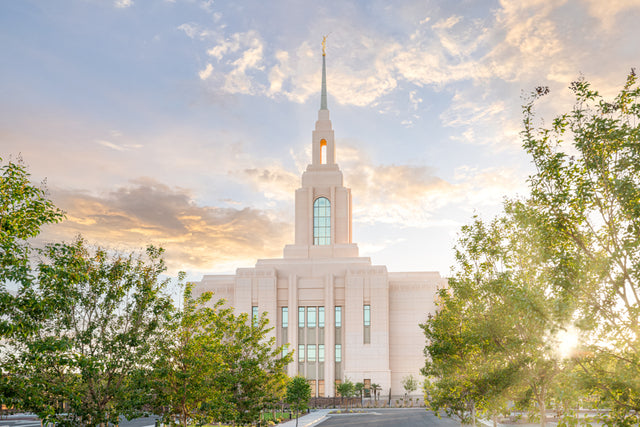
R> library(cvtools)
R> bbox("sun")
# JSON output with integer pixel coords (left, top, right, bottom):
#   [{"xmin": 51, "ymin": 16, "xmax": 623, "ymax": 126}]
[{"xmin": 556, "ymin": 327, "xmax": 580, "ymax": 359}]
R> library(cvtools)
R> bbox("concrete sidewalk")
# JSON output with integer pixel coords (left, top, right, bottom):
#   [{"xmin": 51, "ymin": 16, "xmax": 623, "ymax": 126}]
[{"xmin": 276, "ymin": 409, "xmax": 332, "ymax": 427}]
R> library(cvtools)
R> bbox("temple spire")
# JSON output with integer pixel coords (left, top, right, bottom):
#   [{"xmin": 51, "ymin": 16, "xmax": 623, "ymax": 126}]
[{"xmin": 320, "ymin": 35, "xmax": 328, "ymax": 110}]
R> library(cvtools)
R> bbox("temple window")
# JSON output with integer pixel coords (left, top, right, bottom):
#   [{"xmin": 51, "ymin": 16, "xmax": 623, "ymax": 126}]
[{"xmin": 313, "ymin": 197, "xmax": 330, "ymax": 245}]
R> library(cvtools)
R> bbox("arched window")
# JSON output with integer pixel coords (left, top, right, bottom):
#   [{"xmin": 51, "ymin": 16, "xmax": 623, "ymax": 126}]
[{"xmin": 313, "ymin": 197, "xmax": 330, "ymax": 245}]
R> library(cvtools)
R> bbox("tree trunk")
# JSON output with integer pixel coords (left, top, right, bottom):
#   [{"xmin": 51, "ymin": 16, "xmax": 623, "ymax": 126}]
[
  {"xmin": 539, "ymin": 398, "xmax": 546, "ymax": 427},
  {"xmin": 472, "ymin": 401, "xmax": 476, "ymax": 427}
]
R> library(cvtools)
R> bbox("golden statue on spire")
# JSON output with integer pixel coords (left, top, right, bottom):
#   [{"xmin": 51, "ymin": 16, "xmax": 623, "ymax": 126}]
[{"xmin": 322, "ymin": 34, "xmax": 328, "ymax": 56}]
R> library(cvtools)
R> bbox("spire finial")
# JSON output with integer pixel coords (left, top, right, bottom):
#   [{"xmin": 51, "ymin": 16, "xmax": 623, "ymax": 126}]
[{"xmin": 321, "ymin": 35, "xmax": 328, "ymax": 110}]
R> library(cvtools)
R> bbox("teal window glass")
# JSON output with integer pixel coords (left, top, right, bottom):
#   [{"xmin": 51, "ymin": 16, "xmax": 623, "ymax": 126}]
[
  {"xmin": 299, "ymin": 307, "xmax": 305, "ymax": 328},
  {"xmin": 335, "ymin": 306, "xmax": 342, "ymax": 328},
  {"xmin": 318, "ymin": 307, "xmax": 325, "ymax": 328},
  {"xmin": 298, "ymin": 344, "xmax": 305, "ymax": 362},
  {"xmin": 282, "ymin": 307, "xmax": 288, "ymax": 328},
  {"xmin": 252, "ymin": 306, "xmax": 258, "ymax": 326},
  {"xmin": 308, "ymin": 344, "xmax": 316, "ymax": 362},
  {"xmin": 335, "ymin": 344, "xmax": 342, "ymax": 362},
  {"xmin": 318, "ymin": 344, "xmax": 325, "ymax": 362},
  {"xmin": 313, "ymin": 197, "xmax": 331, "ymax": 245},
  {"xmin": 364, "ymin": 305, "xmax": 370, "ymax": 326},
  {"xmin": 308, "ymin": 307, "xmax": 317, "ymax": 328}
]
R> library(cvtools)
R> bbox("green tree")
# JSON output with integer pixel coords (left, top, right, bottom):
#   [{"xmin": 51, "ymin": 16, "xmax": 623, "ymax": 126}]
[
  {"xmin": 2, "ymin": 238, "xmax": 175, "ymax": 426},
  {"xmin": 423, "ymin": 204, "xmax": 570, "ymax": 427},
  {"xmin": 401, "ymin": 375, "xmax": 418, "ymax": 396},
  {"xmin": 146, "ymin": 284, "xmax": 231, "ymax": 427},
  {"xmin": 522, "ymin": 70, "xmax": 640, "ymax": 424},
  {"xmin": 422, "ymin": 288, "xmax": 485, "ymax": 425},
  {"xmin": 214, "ymin": 311, "xmax": 291, "ymax": 426},
  {"xmin": 354, "ymin": 382, "xmax": 364, "ymax": 405},
  {"xmin": 370, "ymin": 383, "xmax": 381, "ymax": 402},
  {"xmin": 286, "ymin": 376, "xmax": 311, "ymax": 427},
  {"xmin": 336, "ymin": 378, "xmax": 355, "ymax": 410},
  {"xmin": 0, "ymin": 156, "xmax": 63, "ymax": 336}
]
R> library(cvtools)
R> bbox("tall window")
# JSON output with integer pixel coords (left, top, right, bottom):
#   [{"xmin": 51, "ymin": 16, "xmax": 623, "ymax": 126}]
[
  {"xmin": 282, "ymin": 307, "xmax": 288, "ymax": 328},
  {"xmin": 313, "ymin": 197, "xmax": 330, "ymax": 245},
  {"xmin": 318, "ymin": 307, "xmax": 325, "ymax": 328},
  {"xmin": 320, "ymin": 139, "xmax": 327, "ymax": 164},
  {"xmin": 252, "ymin": 306, "xmax": 258, "ymax": 326},
  {"xmin": 298, "ymin": 307, "xmax": 305, "ymax": 328},
  {"xmin": 364, "ymin": 304, "xmax": 371, "ymax": 344},
  {"xmin": 364, "ymin": 305, "xmax": 370, "ymax": 326},
  {"xmin": 308, "ymin": 307, "xmax": 317, "ymax": 328},
  {"xmin": 335, "ymin": 344, "xmax": 342, "ymax": 362},
  {"xmin": 308, "ymin": 344, "xmax": 316, "ymax": 362},
  {"xmin": 318, "ymin": 344, "xmax": 325, "ymax": 362},
  {"xmin": 335, "ymin": 306, "xmax": 342, "ymax": 328},
  {"xmin": 298, "ymin": 344, "xmax": 305, "ymax": 362}
]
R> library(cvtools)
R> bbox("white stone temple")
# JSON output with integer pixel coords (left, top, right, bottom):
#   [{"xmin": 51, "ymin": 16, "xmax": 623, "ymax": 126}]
[{"xmin": 194, "ymin": 47, "xmax": 446, "ymax": 398}]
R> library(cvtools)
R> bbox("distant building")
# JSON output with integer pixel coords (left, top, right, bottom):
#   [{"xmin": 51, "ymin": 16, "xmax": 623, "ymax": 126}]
[{"xmin": 194, "ymin": 49, "xmax": 446, "ymax": 398}]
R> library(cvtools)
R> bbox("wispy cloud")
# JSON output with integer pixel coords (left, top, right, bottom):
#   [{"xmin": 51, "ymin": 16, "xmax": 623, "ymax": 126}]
[
  {"xmin": 96, "ymin": 140, "xmax": 143, "ymax": 152},
  {"xmin": 232, "ymin": 167, "xmax": 298, "ymax": 202},
  {"xmin": 179, "ymin": 1, "xmax": 639, "ymax": 156},
  {"xmin": 114, "ymin": 0, "xmax": 132, "ymax": 9},
  {"xmin": 338, "ymin": 144, "xmax": 527, "ymax": 227},
  {"xmin": 198, "ymin": 63, "xmax": 213, "ymax": 80},
  {"xmin": 200, "ymin": 30, "xmax": 265, "ymax": 95}
]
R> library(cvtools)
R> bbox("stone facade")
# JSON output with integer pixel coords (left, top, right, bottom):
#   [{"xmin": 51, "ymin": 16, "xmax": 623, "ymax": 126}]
[{"xmin": 194, "ymin": 52, "xmax": 446, "ymax": 398}]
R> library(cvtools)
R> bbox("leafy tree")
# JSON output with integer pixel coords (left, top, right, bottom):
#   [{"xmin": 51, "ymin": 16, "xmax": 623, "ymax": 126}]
[
  {"xmin": 286, "ymin": 376, "xmax": 311, "ymax": 427},
  {"xmin": 401, "ymin": 375, "xmax": 418, "ymax": 396},
  {"xmin": 422, "ymin": 288, "xmax": 485, "ymax": 425},
  {"xmin": 146, "ymin": 284, "xmax": 230, "ymax": 427},
  {"xmin": 2, "ymin": 238, "xmax": 175, "ymax": 426},
  {"xmin": 423, "ymin": 203, "xmax": 570, "ymax": 427},
  {"xmin": 0, "ymin": 156, "xmax": 63, "ymax": 335},
  {"xmin": 214, "ymin": 311, "xmax": 291, "ymax": 426},
  {"xmin": 401, "ymin": 375, "xmax": 418, "ymax": 406},
  {"xmin": 522, "ymin": 70, "xmax": 640, "ymax": 424}
]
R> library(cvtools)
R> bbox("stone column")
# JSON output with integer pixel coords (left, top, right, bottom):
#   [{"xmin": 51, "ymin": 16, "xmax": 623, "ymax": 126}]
[
  {"xmin": 287, "ymin": 273, "xmax": 298, "ymax": 378},
  {"xmin": 324, "ymin": 273, "xmax": 335, "ymax": 396}
]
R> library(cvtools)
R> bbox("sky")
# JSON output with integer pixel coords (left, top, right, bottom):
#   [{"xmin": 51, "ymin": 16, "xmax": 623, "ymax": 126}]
[{"xmin": 1, "ymin": 0, "xmax": 639, "ymax": 281}]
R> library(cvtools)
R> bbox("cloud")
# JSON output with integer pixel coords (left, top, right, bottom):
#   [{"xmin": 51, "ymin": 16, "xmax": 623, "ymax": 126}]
[
  {"xmin": 96, "ymin": 139, "xmax": 143, "ymax": 152},
  {"xmin": 339, "ymin": 145, "xmax": 526, "ymax": 227},
  {"xmin": 198, "ymin": 63, "xmax": 213, "ymax": 80},
  {"xmin": 177, "ymin": 23, "xmax": 198, "ymax": 39},
  {"xmin": 233, "ymin": 167, "xmax": 299, "ymax": 202},
  {"xmin": 114, "ymin": 0, "xmax": 132, "ymax": 8},
  {"xmin": 583, "ymin": 0, "xmax": 640, "ymax": 29},
  {"xmin": 439, "ymin": 96, "xmax": 505, "ymax": 128},
  {"xmin": 39, "ymin": 179, "xmax": 292, "ymax": 273},
  {"xmin": 204, "ymin": 30, "xmax": 265, "ymax": 95}
]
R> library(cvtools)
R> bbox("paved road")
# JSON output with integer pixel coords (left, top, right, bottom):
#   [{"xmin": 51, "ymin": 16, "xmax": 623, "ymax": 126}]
[
  {"xmin": 0, "ymin": 418, "xmax": 41, "ymax": 427},
  {"xmin": 0, "ymin": 414, "xmax": 158, "ymax": 427},
  {"xmin": 1, "ymin": 410, "xmax": 459, "ymax": 427},
  {"xmin": 317, "ymin": 408, "xmax": 460, "ymax": 427}
]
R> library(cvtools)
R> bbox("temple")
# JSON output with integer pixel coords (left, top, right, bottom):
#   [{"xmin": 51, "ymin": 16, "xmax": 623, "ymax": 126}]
[{"xmin": 194, "ymin": 45, "xmax": 445, "ymax": 398}]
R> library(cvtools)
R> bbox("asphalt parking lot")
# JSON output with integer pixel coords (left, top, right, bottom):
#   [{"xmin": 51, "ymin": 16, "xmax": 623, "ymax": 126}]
[{"xmin": 317, "ymin": 408, "xmax": 461, "ymax": 427}]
